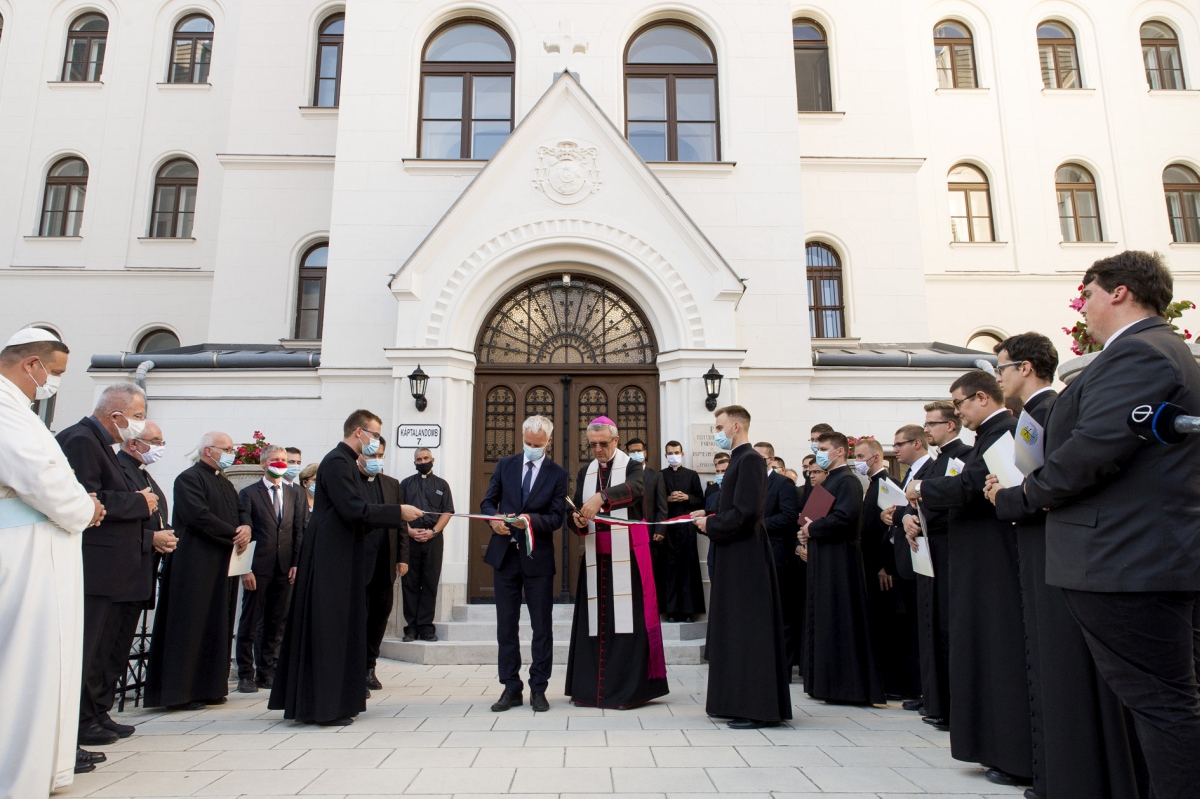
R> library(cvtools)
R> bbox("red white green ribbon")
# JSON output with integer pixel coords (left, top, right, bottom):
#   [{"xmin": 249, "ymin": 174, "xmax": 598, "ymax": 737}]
[{"xmin": 419, "ymin": 511, "xmax": 536, "ymax": 556}]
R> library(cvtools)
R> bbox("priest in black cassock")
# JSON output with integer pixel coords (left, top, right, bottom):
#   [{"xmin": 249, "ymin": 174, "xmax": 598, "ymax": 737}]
[
  {"xmin": 985, "ymin": 333, "xmax": 1140, "ymax": 799},
  {"xmin": 269, "ymin": 410, "xmax": 422, "ymax": 725},
  {"xmin": 754, "ymin": 442, "xmax": 801, "ymax": 676},
  {"xmin": 694, "ymin": 405, "xmax": 791, "ymax": 728},
  {"xmin": 566, "ymin": 417, "xmax": 666, "ymax": 708},
  {"xmin": 908, "ymin": 371, "xmax": 1033, "ymax": 788},
  {"xmin": 799, "ymin": 432, "xmax": 883, "ymax": 706},
  {"xmin": 660, "ymin": 441, "xmax": 705, "ymax": 622},
  {"xmin": 145, "ymin": 431, "xmax": 252, "ymax": 709}
]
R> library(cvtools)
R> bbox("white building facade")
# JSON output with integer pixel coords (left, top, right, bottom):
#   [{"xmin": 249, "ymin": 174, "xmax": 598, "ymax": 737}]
[{"xmin": 1, "ymin": 0, "xmax": 1198, "ymax": 609}]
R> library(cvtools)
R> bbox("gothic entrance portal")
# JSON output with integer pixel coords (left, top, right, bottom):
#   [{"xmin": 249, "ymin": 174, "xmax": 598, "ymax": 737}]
[{"xmin": 467, "ymin": 275, "xmax": 659, "ymax": 602}]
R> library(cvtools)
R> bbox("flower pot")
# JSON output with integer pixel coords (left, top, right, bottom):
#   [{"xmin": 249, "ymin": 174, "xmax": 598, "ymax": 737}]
[
  {"xmin": 223, "ymin": 463, "xmax": 264, "ymax": 492},
  {"xmin": 1058, "ymin": 352, "xmax": 1100, "ymax": 386}
]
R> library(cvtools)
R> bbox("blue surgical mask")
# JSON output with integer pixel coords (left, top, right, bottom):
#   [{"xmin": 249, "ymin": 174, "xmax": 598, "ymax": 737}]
[
  {"xmin": 360, "ymin": 432, "xmax": 380, "ymax": 457},
  {"xmin": 628, "ymin": 451, "xmax": 645, "ymax": 463},
  {"xmin": 284, "ymin": 465, "xmax": 301, "ymax": 482},
  {"xmin": 714, "ymin": 431, "xmax": 732, "ymax": 451},
  {"xmin": 714, "ymin": 473, "xmax": 724, "ymax": 486},
  {"xmin": 810, "ymin": 441, "xmax": 819, "ymax": 454},
  {"xmin": 216, "ymin": 452, "xmax": 236, "ymax": 471},
  {"xmin": 363, "ymin": 457, "xmax": 383, "ymax": 476},
  {"xmin": 814, "ymin": 450, "xmax": 832, "ymax": 470},
  {"xmin": 306, "ymin": 482, "xmax": 316, "ymax": 497},
  {"xmin": 524, "ymin": 444, "xmax": 545, "ymax": 462}
]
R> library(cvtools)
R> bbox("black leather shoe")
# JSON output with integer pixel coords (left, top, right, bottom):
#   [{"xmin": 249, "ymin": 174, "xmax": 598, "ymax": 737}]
[
  {"xmin": 984, "ymin": 768, "xmax": 1030, "ymax": 787},
  {"xmin": 74, "ymin": 752, "xmax": 96, "ymax": 775},
  {"xmin": 727, "ymin": 718, "xmax": 778, "ymax": 729},
  {"xmin": 77, "ymin": 747, "xmax": 107, "ymax": 764},
  {"xmin": 402, "ymin": 634, "xmax": 415, "ymax": 642},
  {"xmin": 100, "ymin": 716, "xmax": 135, "ymax": 738},
  {"xmin": 1024, "ymin": 789, "xmax": 1043, "ymax": 799},
  {"xmin": 921, "ymin": 715, "xmax": 946, "ymax": 726},
  {"xmin": 168, "ymin": 700, "xmax": 207, "ymax": 711},
  {"xmin": 366, "ymin": 668, "xmax": 383, "ymax": 691},
  {"xmin": 317, "ymin": 716, "xmax": 354, "ymax": 726},
  {"xmin": 237, "ymin": 678, "xmax": 258, "ymax": 693},
  {"xmin": 365, "ymin": 687, "xmax": 372, "ymax": 699},
  {"xmin": 204, "ymin": 696, "xmax": 227, "ymax": 705},
  {"xmin": 491, "ymin": 689, "xmax": 523, "ymax": 712},
  {"xmin": 531, "ymin": 691, "xmax": 549, "ymax": 712},
  {"xmin": 902, "ymin": 698, "xmax": 924, "ymax": 712},
  {"xmin": 421, "ymin": 632, "xmax": 438, "ymax": 642},
  {"xmin": 256, "ymin": 675, "xmax": 273, "ymax": 689},
  {"xmin": 78, "ymin": 723, "xmax": 119, "ymax": 746}
]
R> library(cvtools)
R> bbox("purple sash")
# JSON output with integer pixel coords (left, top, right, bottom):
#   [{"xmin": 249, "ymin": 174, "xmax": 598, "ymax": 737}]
[{"xmin": 595, "ymin": 523, "xmax": 667, "ymax": 679}]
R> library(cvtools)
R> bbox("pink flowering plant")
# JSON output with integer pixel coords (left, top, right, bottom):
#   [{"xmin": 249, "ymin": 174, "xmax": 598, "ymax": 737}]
[
  {"xmin": 1063, "ymin": 286, "xmax": 1194, "ymax": 356},
  {"xmin": 234, "ymin": 431, "xmax": 268, "ymax": 465}
]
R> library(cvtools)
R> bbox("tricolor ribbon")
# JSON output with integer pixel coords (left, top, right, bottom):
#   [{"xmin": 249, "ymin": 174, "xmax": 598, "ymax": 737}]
[{"xmin": 416, "ymin": 511, "xmax": 536, "ymax": 557}]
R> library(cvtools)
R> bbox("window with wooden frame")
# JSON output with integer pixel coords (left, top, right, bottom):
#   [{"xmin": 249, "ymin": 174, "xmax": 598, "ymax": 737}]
[
  {"xmin": 794, "ymin": 19, "xmax": 832, "ymax": 112},
  {"xmin": 40, "ymin": 157, "xmax": 89, "ymax": 237},
  {"xmin": 625, "ymin": 22, "xmax": 720, "ymax": 162},
  {"xmin": 1164, "ymin": 164, "xmax": 1200, "ymax": 243},
  {"xmin": 934, "ymin": 20, "xmax": 977, "ymax": 88},
  {"xmin": 62, "ymin": 13, "xmax": 108, "ymax": 82},
  {"xmin": 313, "ymin": 14, "xmax": 344, "ymax": 107},
  {"xmin": 1141, "ymin": 21, "xmax": 1185, "ymax": 90},
  {"xmin": 948, "ymin": 164, "xmax": 994, "ymax": 242},
  {"xmin": 1056, "ymin": 163, "xmax": 1102, "ymax": 242},
  {"xmin": 136, "ymin": 328, "xmax": 180, "ymax": 352},
  {"xmin": 168, "ymin": 15, "xmax": 213, "ymax": 84},
  {"xmin": 806, "ymin": 242, "xmax": 846, "ymax": 339},
  {"xmin": 1037, "ymin": 21, "xmax": 1080, "ymax": 88},
  {"xmin": 294, "ymin": 242, "xmax": 328, "ymax": 339},
  {"xmin": 419, "ymin": 20, "xmax": 514, "ymax": 160},
  {"xmin": 149, "ymin": 159, "xmax": 198, "ymax": 238}
]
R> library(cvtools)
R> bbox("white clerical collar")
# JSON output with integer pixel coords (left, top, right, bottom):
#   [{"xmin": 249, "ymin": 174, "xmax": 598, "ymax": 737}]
[{"xmin": 1104, "ymin": 318, "xmax": 1149, "ymax": 348}]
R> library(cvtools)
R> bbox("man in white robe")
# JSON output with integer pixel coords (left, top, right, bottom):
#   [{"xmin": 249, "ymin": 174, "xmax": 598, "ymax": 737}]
[{"xmin": 0, "ymin": 328, "xmax": 103, "ymax": 796}]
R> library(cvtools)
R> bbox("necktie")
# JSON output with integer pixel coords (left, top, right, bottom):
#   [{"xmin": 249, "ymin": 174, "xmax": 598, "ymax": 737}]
[
  {"xmin": 271, "ymin": 485, "xmax": 282, "ymax": 523},
  {"xmin": 901, "ymin": 468, "xmax": 912, "ymax": 487},
  {"xmin": 521, "ymin": 461, "xmax": 534, "ymax": 504}
]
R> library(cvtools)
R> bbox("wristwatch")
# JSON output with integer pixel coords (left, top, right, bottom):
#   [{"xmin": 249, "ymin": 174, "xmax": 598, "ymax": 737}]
[{"xmin": 913, "ymin": 480, "xmax": 922, "ymax": 498}]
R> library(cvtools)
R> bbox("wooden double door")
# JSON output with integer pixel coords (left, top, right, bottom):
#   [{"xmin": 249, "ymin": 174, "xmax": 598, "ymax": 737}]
[{"xmin": 467, "ymin": 366, "xmax": 659, "ymax": 602}]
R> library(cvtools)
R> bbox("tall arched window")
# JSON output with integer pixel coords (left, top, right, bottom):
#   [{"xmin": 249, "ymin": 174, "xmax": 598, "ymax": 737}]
[
  {"xmin": 625, "ymin": 22, "xmax": 720, "ymax": 162},
  {"xmin": 1037, "ymin": 21, "xmax": 1080, "ymax": 88},
  {"xmin": 150, "ymin": 159, "xmax": 198, "ymax": 238},
  {"xmin": 1056, "ymin": 163, "xmax": 1102, "ymax": 242},
  {"xmin": 168, "ymin": 15, "xmax": 213, "ymax": 83},
  {"xmin": 794, "ymin": 19, "xmax": 831, "ymax": 112},
  {"xmin": 806, "ymin": 242, "xmax": 845, "ymax": 339},
  {"xmin": 294, "ymin": 242, "xmax": 328, "ymax": 339},
  {"xmin": 948, "ymin": 164, "xmax": 994, "ymax": 242},
  {"xmin": 1142, "ymin": 22, "xmax": 1185, "ymax": 90},
  {"xmin": 313, "ymin": 14, "xmax": 344, "ymax": 107},
  {"xmin": 934, "ymin": 20, "xmax": 977, "ymax": 88},
  {"xmin": 136, "ymin": 328, "xmax": 180, "ymax": 352},
  {"xmin": 419, "ymin": 20, "xmax": 514, "ymax": 159},
  {"xmin": 40, "ymin": 157, "xmax": 88, "ymax": 237},
  {"xmin": 63, "ymin": 13, "xmax": 108, "ymax": 82},
  {"xmin": 1164, "ymin": 164, "xmax": 1200, "ymax": 243}
]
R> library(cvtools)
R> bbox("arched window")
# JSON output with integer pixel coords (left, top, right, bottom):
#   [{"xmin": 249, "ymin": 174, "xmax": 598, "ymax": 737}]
[
  {"xmin": 40, "ymin": 157, "xmax": 88, "ymax": 237},
  {"xmin": 150, "ymin": 159, "xmax": 198, "ymax": 238},
  {"xmin": 419, "ymin": 20, "xmax": 514, "ymax": 159},
  {"xmin": 625, "ymin": 22, "xmax": 720, "ymax": 162},
  {"xmin": 794, "ymin": 19, "xmax": 831, "ymax": 112},
  {"xmin": 63, "ymin": 13, "xmax": 108, "ymax": 82},
  {"xmin": 948, "ymin": 164, "xmax": 994, "ymax": 242},
  {"xmin": 294, "ymin": 242, "xmax": 328, "ymax": 339},
  {"xmin": 313, "ymin": 14, "xmax": 344, "ymax": 107},
  {"xmin": 1164, "ymin": 164, "xmax": 1200, "ymax": 243},
  {"xmin": 136, "ymin": 328, "xmax": 180, "ymax": 352},
  {"xmin": 168, "ymin": 15, "xmax": 213, "ymax": 84},
  {"xmin": 1056, "ymin": 163, "xmax": 1102, "ymax": 242},
  {"xmin": 1142, "ymin": 22, "xmax": 1185, "ymax": 90},
  {"xmin": 934, "ymin": 20, "xmax": 977, "ymax": 88},
  {"xmin": 967, "ymin": 331, "xmax": 1003, "ymax": 351},
  {"xmin": 806, "ymin": 242, "xmax": 845, "ymax": 339},
  {"xmin": 1037, "ymin": 21, "xmax": 1079, "ymax": 88}
]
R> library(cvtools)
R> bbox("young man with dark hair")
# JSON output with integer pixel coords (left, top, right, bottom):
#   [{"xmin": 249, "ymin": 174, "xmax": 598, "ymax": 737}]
[
  {"xmin": 661, "ymin": 439, "xmax": 705, "ymax": 622},
  {"xmin": 799, "ymin": 432, "xmax": 883, "ymax": 705},
  {"xmin": 907, "ymin": 374, "xmax": 1032, "ymax": 787},
  {"xmin": 809, "ymin": 423, "xmax": 834, "ymax": 454}
]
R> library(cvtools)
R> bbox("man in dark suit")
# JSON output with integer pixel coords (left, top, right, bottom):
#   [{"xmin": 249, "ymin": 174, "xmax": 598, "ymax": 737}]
[
  {"xmin": 235, "ymin": 445, "xmax": 305, "ymax": 694},
  {"xmin": 56, "ymin": 383, "xmax": 156, "ymax": 747},
  {"xmin": 481, "ymin": 415, "xmax": 568, "ymax": 713},
  {"xmin": 755, "ymin": 442, "xmax": 800, "ymax": 673},
  {"xmin": 363, "ymin": 437, "xmax": 409, "ymax": 690},
  {"xmin": 1018, "ymin": 252, "xmax": 1200, "ymax": 799},
  {"xmin": 661, "ymin": 440, "xmax": 705, "ymax": 621}
]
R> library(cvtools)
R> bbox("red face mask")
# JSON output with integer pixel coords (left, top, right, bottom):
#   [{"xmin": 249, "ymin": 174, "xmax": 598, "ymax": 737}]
[{"xmin": 266, "ymin": 460, "xmax": 289, "ymax": 478}]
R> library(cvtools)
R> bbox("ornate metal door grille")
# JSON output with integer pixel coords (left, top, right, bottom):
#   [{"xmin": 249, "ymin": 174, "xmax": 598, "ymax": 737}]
[
  {"xmin": 484, "ymin": 387, "xmax": 515, "ymax": 462},
  {"xmin": 576, "ymin": 387, "xmax": 609, "ymax": 463},
  {"xmin": 524, "ymin": 387, "xmax": 555, "ymax": 460},
  {"xmin": 617, "ymin": 385, "xmax": 649, "ymax": 447}
]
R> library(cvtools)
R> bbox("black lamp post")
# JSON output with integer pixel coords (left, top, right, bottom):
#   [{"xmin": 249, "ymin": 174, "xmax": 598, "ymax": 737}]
[
  {"xmin": 703, "ymin": 364, "xmax": 723, "ymax": 411},
  {"xmin": 408, "ymin": 365, "xmax": 429, "ymax": 412}
]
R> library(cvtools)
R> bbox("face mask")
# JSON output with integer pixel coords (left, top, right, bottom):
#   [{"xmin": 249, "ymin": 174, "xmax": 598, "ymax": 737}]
[
  {"xmin": 666, "ymin": 454, "xmax": 682, "ymax": 467},
  {"xmin": 215, "ymin": 451, "xmax": 236, "ymax": 471},
  {"xmin": 810, "ymin": 441, "xmax": 819, "ymax": 454},
  {"xmin": 114, "ymin": 412, "xmax": 146, "ymax": 443},
  {"xmin": 138, "ymin": 444, "xmax": 166, "ymax": 465},
  {"xmin": 415, "ymin": 461, "xmax": 433, "ymax": 475},
  {"xmin": 306, "ymin": 482, "xmax": 316, "ymax": 497},
  {"xmin": 266, "ymin": 460, "xmax": 289, "ymax": 478},
  {"xmin": 359, "ymin": 431, "xmax": 380, "ymax": 456},
  {"xmin": 628, "ymin": 451, "xmax": 645, "ymax": 463},
  {"xmin": 854, "ymin": 460, "xmax": 870, "ymax": 476},
  {"xmin": 714, "ymin": 431, "xmax": 732, "ymax": 451},
  {"xmin": 28, "ymin": 359, "xmax": 60, "ymax": 400},
  {"xmin": 714, "ymin": 473, "xmax": 724, "ymax": 486},
  {"xmin": 524, "ymin": 444, "xmax": 545, "ymax": 462},
  {"xmin": 363, "ymin": 457, "xmax": 383, "ymax": 476},
  {"xmin": 284, "ymin": 465, "xmax": 302, "ymax": 482},
  {"xmin": 814, "ymin": 450, "xmax": 832, "ymax": 470}
]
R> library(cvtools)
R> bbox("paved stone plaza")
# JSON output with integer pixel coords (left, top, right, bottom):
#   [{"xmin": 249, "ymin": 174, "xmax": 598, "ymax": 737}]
[{"xmin": 61, "ymin": 663, "xmax": 1022, "ymax": 799}]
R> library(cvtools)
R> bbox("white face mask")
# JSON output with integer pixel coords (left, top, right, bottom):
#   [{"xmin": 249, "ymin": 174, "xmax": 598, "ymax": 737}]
[
  {"xmin": 28, "ymin": 359, "xmax": 60, "ymax": 401},
  {"xmin": 854, "ymin": 460, "xmax": 870, "ymax": 475},
  {"xmin": 113, "ymin": 411, "xmax": 146, "ymax": 443},
  {"xmin": 666, "ymin": 453, "xmax": 683, "ymax": 467},
  {"xmin": 138, "ymin": 444, "xmax": 166, "ymax": 465}
]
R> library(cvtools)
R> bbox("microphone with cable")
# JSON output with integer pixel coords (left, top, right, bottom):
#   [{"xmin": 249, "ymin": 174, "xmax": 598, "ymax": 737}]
[{"xmin": 1128, "ymin": 403, "xmax": 1200, "ymax": 444}]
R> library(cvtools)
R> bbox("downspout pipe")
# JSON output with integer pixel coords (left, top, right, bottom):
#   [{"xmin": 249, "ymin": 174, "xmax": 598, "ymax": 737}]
[{"xmin": 134, "ymin": 360, "xmax": 155, "ymax": 391}]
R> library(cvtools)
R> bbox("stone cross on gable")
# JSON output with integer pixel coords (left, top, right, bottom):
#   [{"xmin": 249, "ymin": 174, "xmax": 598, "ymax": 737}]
[{"xmin": 543, "ymin": 21, "xmax": 589, "ymax": 74}]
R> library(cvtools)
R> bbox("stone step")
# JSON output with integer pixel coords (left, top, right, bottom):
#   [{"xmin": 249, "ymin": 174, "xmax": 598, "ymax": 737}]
[
  {"xmin": 432, "ymin": 619, "xmax": 707, "ymax": 642},
  {"xmin": 380, "ymin": 637, "xmax": 707, "ymax": 666},
  {"xmin": 450, "ymin": 603, "xmax": 707, "ymax": 624}
]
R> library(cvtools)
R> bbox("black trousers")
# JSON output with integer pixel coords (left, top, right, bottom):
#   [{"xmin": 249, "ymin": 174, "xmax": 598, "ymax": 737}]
[
  {"xmin": 402, "ymin": 534, "xmax": 444, "ymax": 637},
  {"xmin": 235, "ymin": 567, "xmax": 292, "ymax": 681},
  {"xmin": 365, "ymin": 543, "xmax": 396, "ymax": 670},
  {"xmin": 91, "ymin": 601, "xmax": 143, "ymax": 718},
  {"xmin": 79, "ymin": 594, "xmax": 114, "ymax": 728},
  {"xmin": 493, "ymin": 545, "xmax": 554, "ymax": 693},
  {"xmin": 1064, "ymin": 589, "xmax": 1200, "ymax": 799}
]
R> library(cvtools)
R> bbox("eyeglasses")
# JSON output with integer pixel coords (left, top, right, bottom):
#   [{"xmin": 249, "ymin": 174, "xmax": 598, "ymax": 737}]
[
  {"xmin": 137, "ymin": 438, "xmax": 165, "ymax": 446},
  {"xmin": 588, "ymin": 440, "xmax": 614, "ymax": 450},
  {"xmin": 803, "ymin": 470, "xmax": 825, "ymax": 477},
  {"xmin": 951, "ymin": 393, "xmax": 980, "ymax": 410},
  {"xmin": 892, "ymin": 439, "xmax": 914, "ymax": 449},
  {"xmin": 923, "ymin": 420, "xmax": 950, "ymax": 429},
  {"xmin": 359, "ymin": 428, "xmax": 382, "ymax": 440},
  {"xmin": 211, "ymin": 445, "xmax": 236, "ymax": 454},
  {"xmin": 995, "ymin": 361, "xmax": 1023, "ymax": 372}
]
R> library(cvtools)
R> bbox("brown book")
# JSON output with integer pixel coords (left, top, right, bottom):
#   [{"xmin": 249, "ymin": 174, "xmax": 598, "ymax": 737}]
[{"xmin": 800, "ymin": 484, "xmax": 836, "ymax": 523}]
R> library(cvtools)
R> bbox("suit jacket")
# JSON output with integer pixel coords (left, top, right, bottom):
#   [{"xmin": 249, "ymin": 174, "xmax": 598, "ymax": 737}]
[
  {"xmin": 481, "ymin": 453, "xmax": 569, "ymax": 576},
  {"xmin": 642, "ymin": 466, "xmax": 669, "ymax": 524},
  {"xmin": 861, "ymin": 469, "xmax": 893, "ymax": 576},
  {"xmin": 57, "ymin": 416, "xmax": 152, "ymax": 597},
  {"xmin": 378, "ymin": 472, "xmax": 410, "ymax": 568},
  {"xmin": 116, "ymin": 449, "xmax": 169, "ymax": 605},
  {"xmin": 238, "ymin": 478, "xmax": 306, "ymax": 576},
  {"xmin": 1024, "ymin": 317, "xmax": 1200, "ymax": 592},
  {"xmin": 889, "ymin": 456, "xmax": 938, "ymax": 580},
  {"xmin": 764, "ymin": 470, "xmax": 800, "ymax": 564}
]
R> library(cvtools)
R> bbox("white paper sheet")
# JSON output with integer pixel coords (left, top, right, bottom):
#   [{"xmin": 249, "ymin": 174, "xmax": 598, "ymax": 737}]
[
  {"xmin": 228, "ymin": 541, "xmax": 257, "ymax": 577},
  {"xmin": 982, "ymin": 432, "xmax": 1025, "ymax": 489},
  {"xmin": 945, "ymin": 457, "xmax": 965, "ymax": 477},
  {"xmin": 911, "ymin": 536, "xmax": 935, "ymax": 578},
  {"xmin": 1014, "ymin": 410, "xmax": 1046, "ymax": 476},
  {"xmin": 876, "ymin": 477, "xmax": 909, "ymax": 509}
]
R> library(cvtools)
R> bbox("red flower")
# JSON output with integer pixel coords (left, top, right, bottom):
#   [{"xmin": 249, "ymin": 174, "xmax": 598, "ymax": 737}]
[
  {"xmin": 253, "ymin": 431, "xmax": 263, "ymax": 439},
  {"xmin": 237, "ymin": 446, "xmax": 246, "ymax": 454}
]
